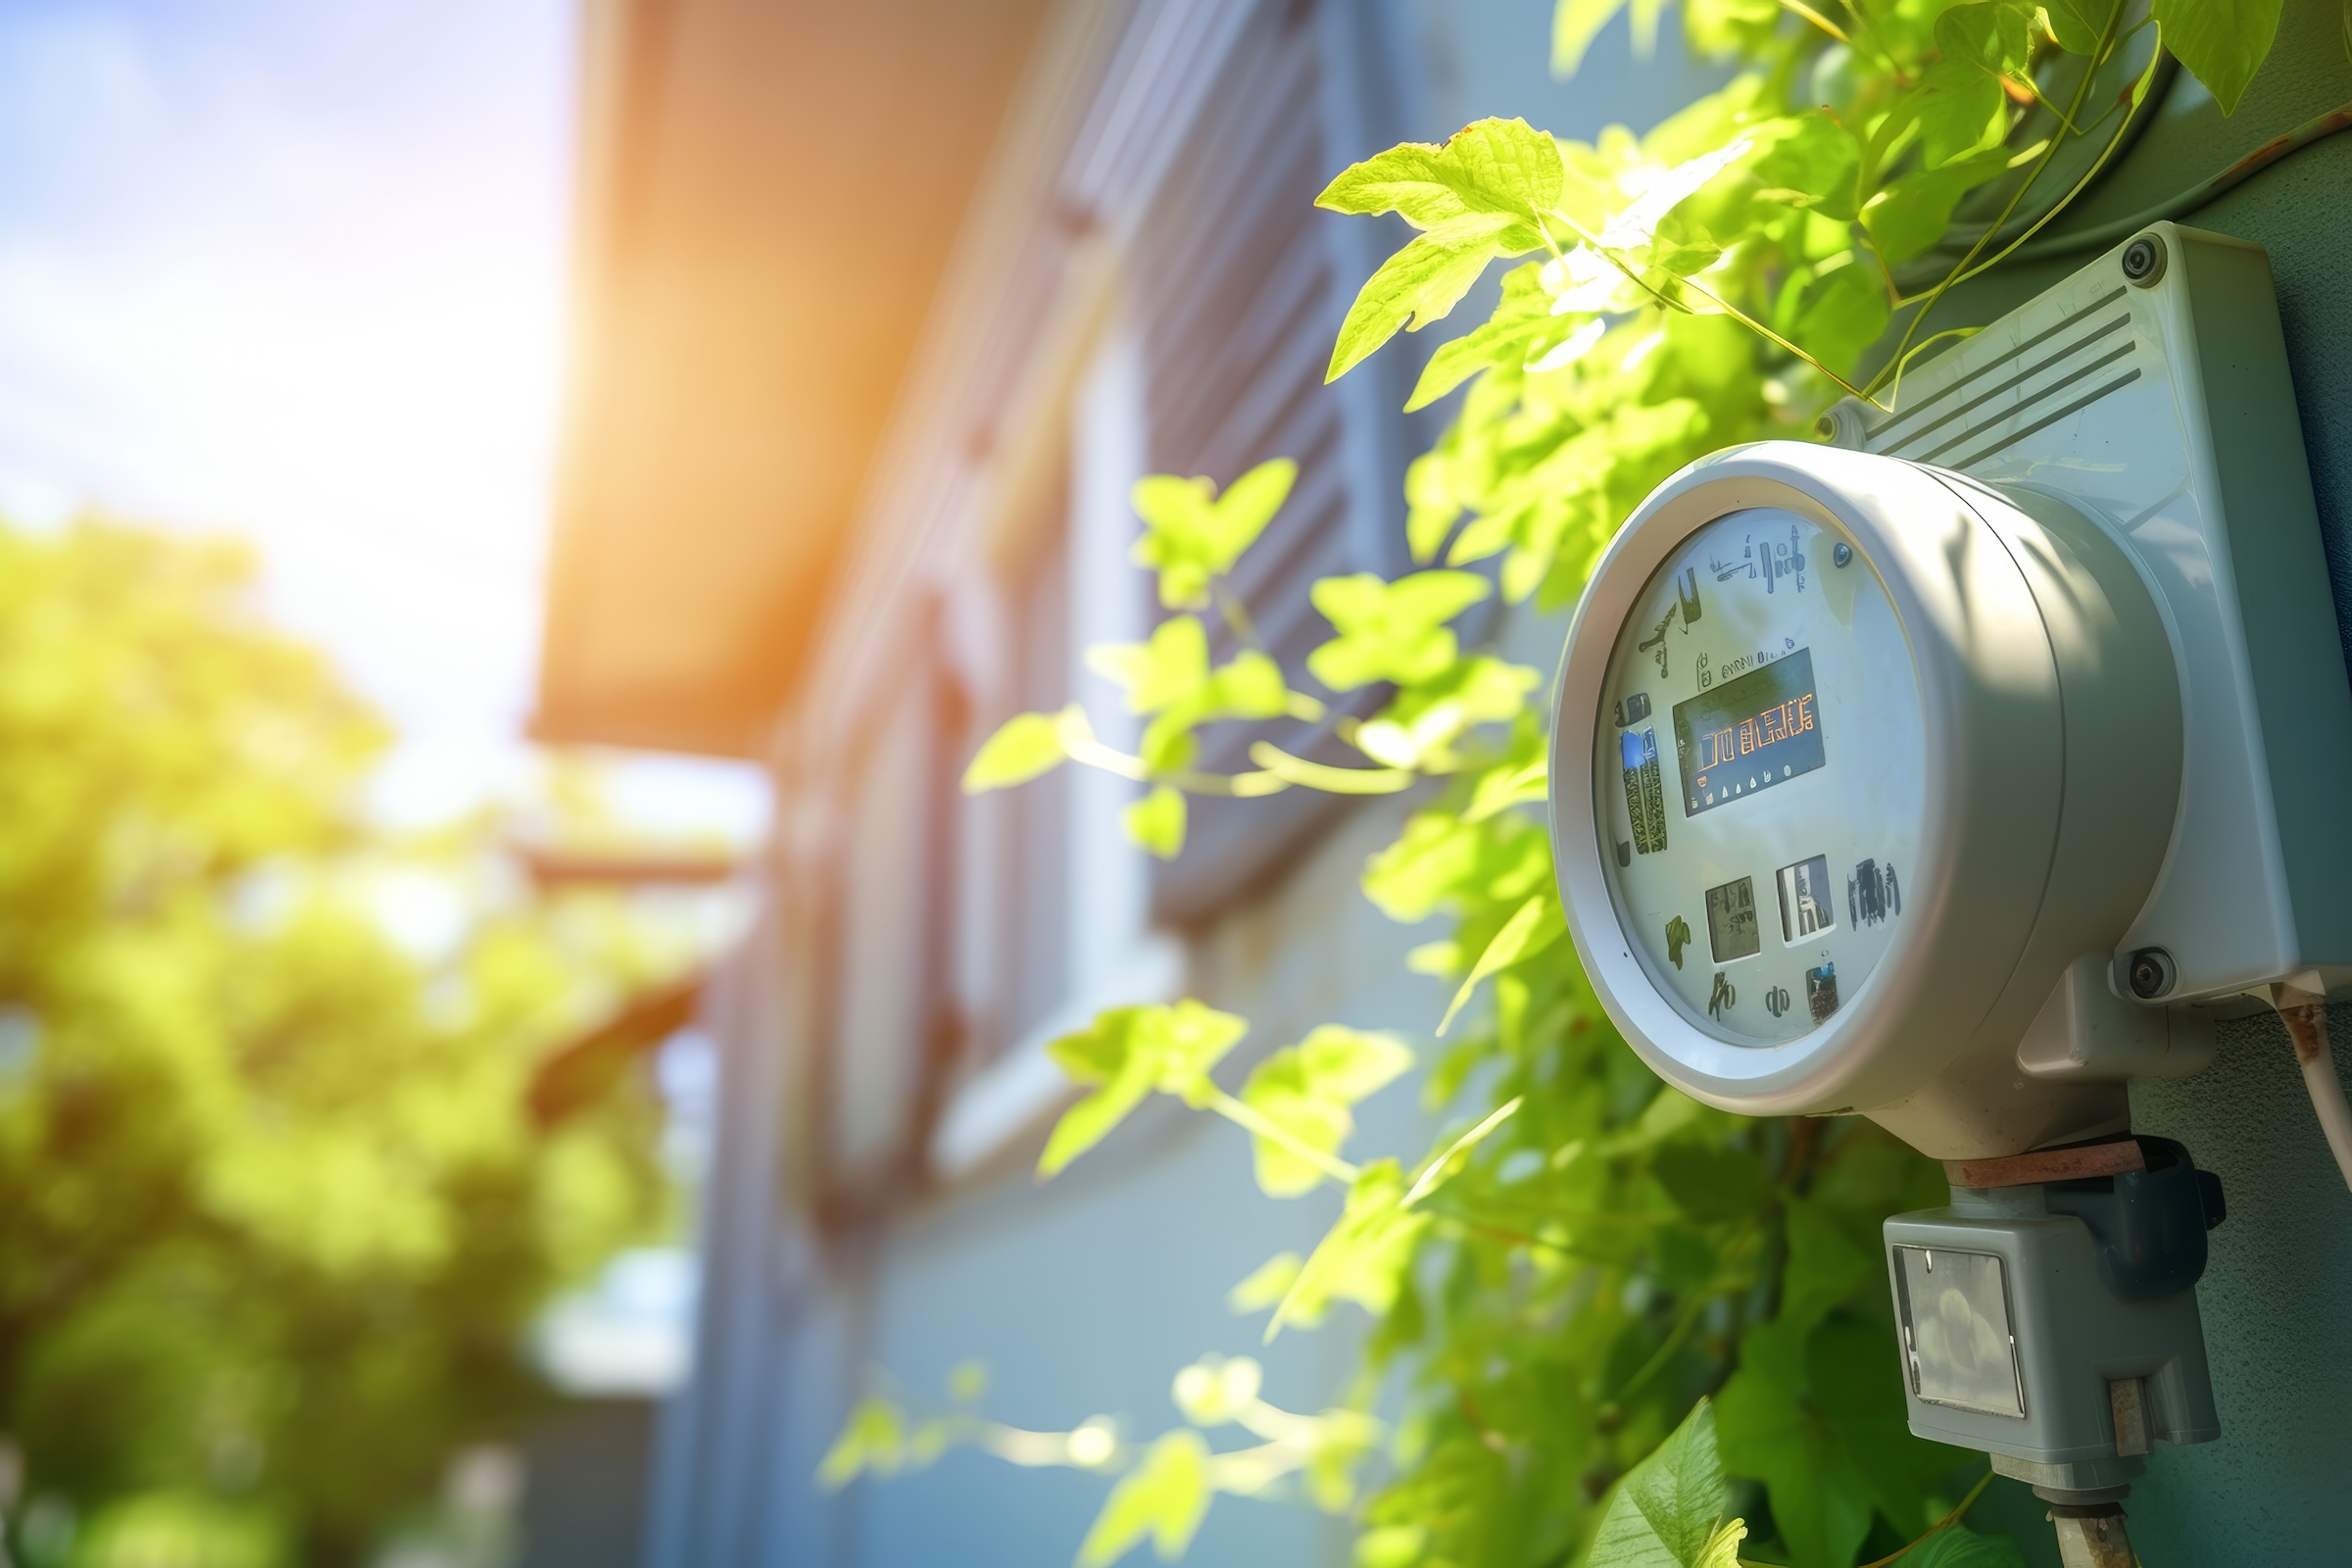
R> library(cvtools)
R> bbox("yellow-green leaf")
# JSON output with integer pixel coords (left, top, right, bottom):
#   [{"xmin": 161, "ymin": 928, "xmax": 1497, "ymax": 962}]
[
  {"xmin": 1227, "ymin": 1250, "xmax": 1303, "ymax": 1313},
  {"xmin": 1307, "ymin": 569, "xmax": 1490, "ymax": 689},
  {"xmin": 1239, "ymin": 1027, "xmax": 1412, "ymax": 1195},
  {"xmin": 1316, "ymin": 118, "xmax": 1564, "ymax": 228},
  {"xmin": 1038, "ymin": 1003, "xmax": 1250, "ymax": 1177},
  {"xmin": 1129, "ymin": 459, "xmax": 1297, "ymax": 609},
  {"xmin": 1267, "ymin": 1160, "xmax": 1431, "ymax": 1339},
  {"xmin": 1122, "ymin": 785, "xmax": 1187, "ymax": 860},
  {"xmin": 962, "ymin": 709, "xmax": 1071, "ymax": 793},
  {"xmin": 1438, "ymin": 894, "xmax": 1566, "ymax": 1034},
  {"xmin": 1553, "ymin": 0, "xmax": 1631, "ymax": 76},
  {"xmin": 1328, "ymin": 216, "xmax": 1522, "ymax": 382},
  {"xmin": 1076, "ymin": 1430, "xmax": 1212, "ymax": 1567},
  {"xmin": 816, "ymin": 1396, "xmax": 906, "ymax": 1490}
]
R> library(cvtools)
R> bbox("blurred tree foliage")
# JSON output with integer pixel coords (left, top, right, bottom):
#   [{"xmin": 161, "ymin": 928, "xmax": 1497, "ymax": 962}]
[{"xmin": 0, "ymin": 520, "xmax": 674, "ymax": 1567}]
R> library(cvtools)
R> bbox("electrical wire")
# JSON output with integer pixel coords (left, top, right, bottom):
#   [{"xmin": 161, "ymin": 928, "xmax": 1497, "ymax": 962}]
[
  {"xmin": 2271, "ymin": 984, "xmax": 2352, "ymax": 1195},
  {"xmin": 2015, "ymin": 101, "xmax": 2352, "ymax": 263}
]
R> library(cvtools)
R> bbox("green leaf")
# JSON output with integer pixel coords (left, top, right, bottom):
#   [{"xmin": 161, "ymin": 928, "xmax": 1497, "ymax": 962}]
[
  {"xmin": 1936, "ymin": 2, "xmax": 2036, "ymax": 75},
  {"xmin": 1076, "ymin": 1429, "xmax": 1212, "ymax": 1567},
  {"xmin": 1714, "ymin": 1320, "xmax": 1877, "ymax": 1568},
  {"xmin": 962, "ymin": 709, "xmax": 1071, "ymax": 793},
  {"xmin": 1316, "ymin": 118, "xmax": 1564, "ymax": 227},
  {"xmin": 1227, "ymin": 1250, "xmax": 1303, "ymax": 1313},
  {"xmin": 1685, "ymin": 0, "xmax": 1779, "ymax": 52},
  {"xmin": 1357, "ymin": 656, "xmax": 1541, "ymax": 769},
  {"xmin": 1778, "ymin": 1197, "xmax": 1880, "ymax": 1333},
  {"xmin": 1903, "ymin": 1524, "xmax": 2030, "ymax": 1566},
  {"xmin": 1588, "ymin": 1398, "xmax": 1732, "ymax": 1567},
  {"xmin": 1553, "ymin": 0, "xmax": 1632, "ymax": 76},
  {"xmin": 1241, "ymin": 1027, "xmax": 1414, "ymax": 1195},
  {"xmin": 1908, "ymin": 63, "xmax": 2007, "ymax": 169},
  {"xmin": 1241, "ymin": 1054, "xmax": 1354, "ymax": 1197},
  {"xmin": 1407, "ymin": 264, "xmax": 1561, "ymax": 411},
  {"xmin": 2042, "ymin": 0, "xmax": 2111, "ymax": 52},
  {"xmin": 1859, "ymin": 148, "xmax": 2010, "ymax": 265},
  {"xmin": 1401, "ymin": 1095, "xmax": 1522, "ymax": 1205},
  {"xmin": 2157, "ymin": 0, "xmax": 2281, "ymax": 114},
  {"xmin": 1269, "ymin": 1160, "xmax": 1432, "ymax": 1337},
  {"xmin": 1328, "ymin": 216, "xmax": 1521, "ymax": 382},
  {"xmin": 1038, "ymin": 1003, "xmax": 1250, "ymax": 1176},
  {"xmin": 1296, "ymin": 1024, "xmax": 1415, "ymax": 1102},
  {"xmin": 1650, "ymin": 1139, "xmax": 1774, "ymax": 1224},
  {"xmin": 1403, "ymin": 449, "xmax": 1463, "ymax": 561},
  {"xmin": 1307, "ymin": 570, "xmax": 1491, "ymax": 690},
  {"xmin": 1089, "ymin": 616, "xmax": 1211, "ymax": 715},
  {"xmin": 1465, "ymin": 758, "xmax": 1547, "ymax": 822},
  {"xmin": 817, "ymin": 1396, "xmax": 906, "ymax": 1490},
  {"xmin": 1129, "ymin": 459, "xmax": 1298, "ymax": 609},
  {"xmin": 1749, "ymin": 112, "xmax": 1862, "ymax": 220},
  {"xmin": 1122, "ymin": 785, "xmax": 1187, "ymax": 860},
  {"xmin": 1597, "ymin": 136, "xmax": 1756, "ymax": 252},
  {"xmin": 1438, "ymin": 894, "xmax": 1565, "ymax": 1035},
  {"xmin": 1791, "ymin": 261, "xmax": 1892, "ymax": 378},
  {"xmin": 1361, "ymin": 809, "xmax": 1486, "ymax": 922}
]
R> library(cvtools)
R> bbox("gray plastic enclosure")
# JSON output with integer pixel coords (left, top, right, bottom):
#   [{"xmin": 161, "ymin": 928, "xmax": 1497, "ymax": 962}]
[{"xmin": 1886, "ymin": 1195, "xmax": 2219, "ymax": 1491}]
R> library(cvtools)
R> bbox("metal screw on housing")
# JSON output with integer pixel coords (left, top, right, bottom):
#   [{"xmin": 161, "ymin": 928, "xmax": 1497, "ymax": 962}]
[
  {"xmin": 2121, "ymin": 233, "xmax": 2167, "ymax": 287},
  {"xmin": 1813, "ymin": 405, "xmax": 1865, "ymax": 448},
  {"xmin": 2127, "ymin": 947, "xmax": 2176, "ymax": 1000}
]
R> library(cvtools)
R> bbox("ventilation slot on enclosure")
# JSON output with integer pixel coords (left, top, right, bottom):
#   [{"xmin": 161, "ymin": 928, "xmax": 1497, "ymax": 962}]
[{"xmin": 1866, "ymin": 286, "xmax": 2141, "ymax": 472}]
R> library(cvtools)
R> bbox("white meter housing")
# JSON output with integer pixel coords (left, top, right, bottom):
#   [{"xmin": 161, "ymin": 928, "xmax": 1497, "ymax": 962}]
[{"xmin": 1550, "ymin": 224, "xmax": 2352, "ymax": 1160}]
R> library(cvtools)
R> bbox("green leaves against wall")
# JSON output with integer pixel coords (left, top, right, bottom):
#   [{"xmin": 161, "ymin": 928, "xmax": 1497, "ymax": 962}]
[{"xmin": 830, "ymin": 0, "xmax": 2289, "ymax": 1562}]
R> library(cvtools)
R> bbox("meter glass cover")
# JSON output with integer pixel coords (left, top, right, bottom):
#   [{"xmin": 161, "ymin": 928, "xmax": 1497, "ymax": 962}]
[
  {"xmin": 1891, "ymin": 1246, "xmax": 2025, "ymax": 1417},
  {"xmin": 1592, "ymin": 508, "xmax": 1925, "ymax": 1046}
]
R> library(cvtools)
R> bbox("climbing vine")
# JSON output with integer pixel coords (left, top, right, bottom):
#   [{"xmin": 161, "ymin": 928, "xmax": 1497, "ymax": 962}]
[{"xmin": 825, "ymin": 0, "xmax": 2282, "ymax": 1562}]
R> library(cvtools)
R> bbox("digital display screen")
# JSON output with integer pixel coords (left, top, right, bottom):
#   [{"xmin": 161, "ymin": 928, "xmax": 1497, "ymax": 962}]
[
  {"xmin": 1777, "ymin": 854, "xmax": 1835, "ymax": 941},
  {"xmin": 1674, "ymin": 649, "xmax": 1825, "ymax": 815},
  {"xmin": 1705, "ymin": 876, "xmax": 1760, "ymax": 963}
]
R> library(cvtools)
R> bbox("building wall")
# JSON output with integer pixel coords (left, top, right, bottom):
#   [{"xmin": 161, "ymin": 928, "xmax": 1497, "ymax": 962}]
[{"xmin": 642, "ymin": 3, "xmax": 2352, "ymax": 1566}]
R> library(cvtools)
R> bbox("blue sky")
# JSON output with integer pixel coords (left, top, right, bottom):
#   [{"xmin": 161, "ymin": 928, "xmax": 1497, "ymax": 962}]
[{"xmin": 0, "ymin": 0, "xmax": 766, "ymax": 838}]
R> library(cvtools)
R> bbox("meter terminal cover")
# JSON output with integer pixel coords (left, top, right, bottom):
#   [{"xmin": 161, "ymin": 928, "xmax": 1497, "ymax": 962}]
[{"xmin": 1885, "ymin": 1199, "xmax": 2220, "ymax": 1489}]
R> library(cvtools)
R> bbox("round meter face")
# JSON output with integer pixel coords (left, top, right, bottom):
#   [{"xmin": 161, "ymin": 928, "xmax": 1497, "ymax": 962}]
[{"xmin": 1592, "ymin": 507, "xmax": 1926, "ymax": 1046}]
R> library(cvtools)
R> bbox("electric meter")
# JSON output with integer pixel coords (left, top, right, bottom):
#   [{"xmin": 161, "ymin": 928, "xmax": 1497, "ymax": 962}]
[
  {"xmin": 1546, "ymin": 224, "xmax": 2352, "ymax": 1535},
  {"xmin": 1553, "ymin": 443, "xmax": 2181, "ymax": 1158}
]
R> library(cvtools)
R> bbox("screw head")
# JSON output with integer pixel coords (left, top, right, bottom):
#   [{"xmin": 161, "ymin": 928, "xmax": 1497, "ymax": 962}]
[
  {"xmin": 2121, "ymin": 234, "xmax": 2167, "ymax": 287},
  {"xmin": 2127, "ymin": 947, "xmax": 2176, "ymax": 1000},
  {"xmin": 1833, "ymin": 542, "xmax": 1854, "ymax": 567}
]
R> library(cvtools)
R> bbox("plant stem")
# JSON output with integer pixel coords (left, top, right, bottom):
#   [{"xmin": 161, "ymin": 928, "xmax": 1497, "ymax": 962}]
[
  {"xmin": 1201, "ymin": 1087, "xmax": 1363, "ymax": 1185},
  {"xmin": 1851, "ymin": 1466, "xmax": 1998, "ymax": 1567}
]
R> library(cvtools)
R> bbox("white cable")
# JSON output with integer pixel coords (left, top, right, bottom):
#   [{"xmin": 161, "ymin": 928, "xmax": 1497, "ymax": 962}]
[{"xmin": 2272, "ymin": 985, "xmax": 2352, "ymax": 1195}]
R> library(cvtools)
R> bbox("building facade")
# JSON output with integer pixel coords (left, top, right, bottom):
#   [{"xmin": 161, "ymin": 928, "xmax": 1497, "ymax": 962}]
[{"xmin": 540, "ymin": 2, "xmax": 2352, "ymax": 1563}]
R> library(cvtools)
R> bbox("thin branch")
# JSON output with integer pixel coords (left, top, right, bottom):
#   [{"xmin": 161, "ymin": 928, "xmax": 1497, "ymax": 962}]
[
  {"xmin": 1866, "ymin": 0, "xmax": 2129, "ymax": 398},
  {"xmin": 1853, "ymin": 1466, "xmax": 1998, "ymax": 1567}
]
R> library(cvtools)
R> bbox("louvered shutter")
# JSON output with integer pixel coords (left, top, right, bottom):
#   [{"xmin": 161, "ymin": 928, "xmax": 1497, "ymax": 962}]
[{"xmin": 1122, "ymin": 0, "xmax": 1427, "ymax": 925}]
